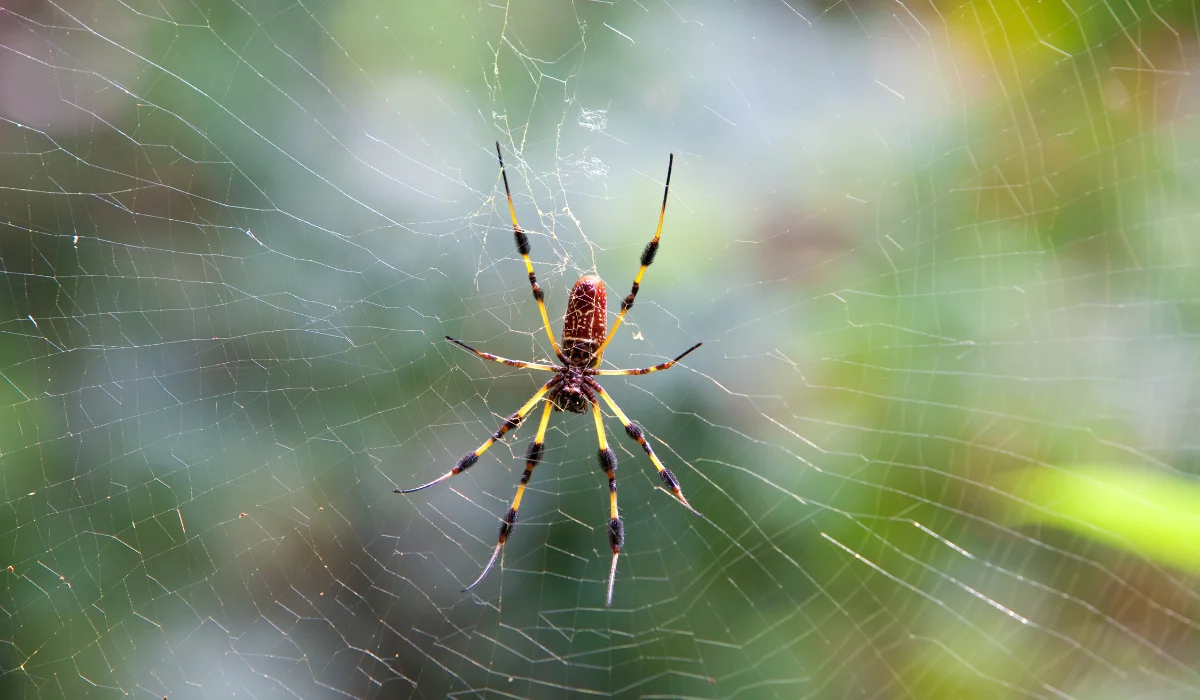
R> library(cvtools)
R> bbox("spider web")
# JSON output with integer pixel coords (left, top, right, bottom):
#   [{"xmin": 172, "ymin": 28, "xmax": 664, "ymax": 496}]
[{"xmin": 2, "ymin": 0, "xmax": 1199, "ymax": 697}]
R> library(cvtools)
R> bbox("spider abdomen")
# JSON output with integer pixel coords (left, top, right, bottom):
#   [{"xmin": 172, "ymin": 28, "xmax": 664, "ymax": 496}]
[{"xmin": 561, "ymin": 275, "xmax": 607, "ymax": 367}]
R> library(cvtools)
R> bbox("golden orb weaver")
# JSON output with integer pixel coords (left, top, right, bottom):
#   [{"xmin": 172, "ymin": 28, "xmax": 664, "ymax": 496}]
[{"xmin": 396, "ymin": 143, "xmax": 702, "ymax": 607}]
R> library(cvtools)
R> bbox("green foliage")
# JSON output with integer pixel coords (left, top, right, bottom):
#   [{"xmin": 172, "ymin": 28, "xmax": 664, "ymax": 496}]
[{"xmin": 1004, "ymin": 465, "xmax": 1200, "ymax": 573}]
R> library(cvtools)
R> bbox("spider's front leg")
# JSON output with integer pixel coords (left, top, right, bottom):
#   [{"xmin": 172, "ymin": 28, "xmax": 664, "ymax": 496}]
[
  {"xmin": 462, "ymin": 398, "xmax": 556, "ymax": 594},
  {"xmin": 394, "ymin": 377, "xmax": 560, "ymax": 494},
  {"xmin": 587, "ymin": 379, "xmax": 703, "ymax": 518},
  {"xmin": 591, "ymin": 401, "xmax": 624, "ymax": 607}
]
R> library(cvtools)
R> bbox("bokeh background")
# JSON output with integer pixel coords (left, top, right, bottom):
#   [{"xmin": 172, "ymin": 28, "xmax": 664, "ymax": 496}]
[{"xmin": 2, "ymin": 0, "xmax": 1199, "ymax": 697}]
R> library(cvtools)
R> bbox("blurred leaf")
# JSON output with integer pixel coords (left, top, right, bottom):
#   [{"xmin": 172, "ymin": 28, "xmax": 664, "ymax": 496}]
[{"xmin": 1003, "ymin": 465, "xmax": 1200, "ymax": 572}]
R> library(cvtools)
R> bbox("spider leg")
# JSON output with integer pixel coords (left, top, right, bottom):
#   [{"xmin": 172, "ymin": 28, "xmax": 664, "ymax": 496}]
[
  {"xmin": 496, "ymin": 142, "xmax": 562, "ymax": 359},
  {"xmin": 587, "ymin": 379, "xmax": 703, "ymax": 518},
  {"xmin": 446, "ymin": 336, "xmax": 560, "ymax": 372},
  {"xmin": 394, "ymin": 377, "xmax": 559, "ymax": 494},
  {"xmin": 589, "ymin": 342, "xmax": 702, "ymax": 377},
  {"xmin": 592, "ymin": 401, "xmax": 624, "ymax": 607},
  {"xmin": 593, "ymin": 153, "xmax": 674, "ymax": 361},
  {"xmin": 462, "ymin": 399, "xmax": 555, "ymax": 594}
]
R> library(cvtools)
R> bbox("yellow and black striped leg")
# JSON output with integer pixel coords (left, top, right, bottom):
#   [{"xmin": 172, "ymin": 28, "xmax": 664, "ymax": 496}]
[
  {"xmin": 593, "ymin": 402, "xmax": 624, "ymax": 607},
  {"xmin": 590, "ymin": 342, "xmax": 702, "ymax": 377},
  {"xmin": 495, "ymin": 142, "xmax": 562, "ymax": 358},
  {"xmin": 594, "ymin": 153, "xmax": 674, "ymax": 361},
  {"xmin": 462, "ymin": 399, "xmax": 555, "ymax": 594},
  {"xmin": 588, "ymin": 379, "xmax": 703, "ymax": 518},
  {"xmin": 445, "ymin": 336, "xmax": 560, "ymax": 372},
  {"xmin": 394, "ymin": 378, "xmax": 558, "ymax": 494}
]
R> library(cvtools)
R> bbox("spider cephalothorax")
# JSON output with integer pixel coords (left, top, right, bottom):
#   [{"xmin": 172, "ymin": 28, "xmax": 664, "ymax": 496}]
[
  {"xmin": 552, "ymin": 366, "xmax": 591, "ymax": 414},
  {"xmin": 395, "ymin": 143, "xmax": 702, "ymax": 607}
]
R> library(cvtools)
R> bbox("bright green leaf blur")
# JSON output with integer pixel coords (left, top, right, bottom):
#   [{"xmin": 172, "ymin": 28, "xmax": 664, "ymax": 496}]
[{"xmin": 1004, "ymin": 466, "xmax": 1200, "ymax": 573}]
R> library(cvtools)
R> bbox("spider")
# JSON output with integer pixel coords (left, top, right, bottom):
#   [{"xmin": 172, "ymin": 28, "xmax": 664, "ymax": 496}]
[{"xmin": 396, "ymin": 143, "xmax": 702, "ymax": 607}]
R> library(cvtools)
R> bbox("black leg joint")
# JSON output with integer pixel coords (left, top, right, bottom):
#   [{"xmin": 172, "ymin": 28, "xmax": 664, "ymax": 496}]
[
  {"xmin": 621, "ymin": 293, "xmax": 636, "ymax": 313},
  {"xmin": 608, "ymin": 518, "xmax": 625, "ymax": 551},
  {"xmin": 502, "ymin": 413, "xmax": 521, "ymax": 432},
  {"xmin": 526, "ymin": 440, "xmax": 545, "ymax": 466},
  {"xmin": 532, "ymin": 285, "xmax": 544, "ymax": 302},
  {"xmin": 624, "ymin": 422, "xmax": 644, "ymax": 442},
  {"xmin": 598, "ymin": 447, "xmax": 617, "ymax": 474},
  {"xmin": 660, "ymin": 468, "xmax": 680, "ymax": 492},
  {"xmin": 514, "ymin": 228, "xmax": 531, "ymax": 256},
  {"xmin": 453, "ymin": 452, "xmax": 479, "ymax": 474},
  {"xmin": 640, "ymin": 240, "xmax": 659, "ymax": 267},
  {"xmin": 499, "ymin": 507, "xmax": 519, "ymax": 541}
]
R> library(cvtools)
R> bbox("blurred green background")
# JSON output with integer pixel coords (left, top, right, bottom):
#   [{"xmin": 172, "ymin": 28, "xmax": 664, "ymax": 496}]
[{"xmin": 2, "ymin": 0, "xmax": 1199, "ymax": 697}]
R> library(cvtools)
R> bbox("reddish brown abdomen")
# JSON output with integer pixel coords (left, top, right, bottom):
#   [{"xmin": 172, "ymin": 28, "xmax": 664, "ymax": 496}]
[{"xmin": 562, "ymin": 275, "xmax": 607, "ymax": 367}]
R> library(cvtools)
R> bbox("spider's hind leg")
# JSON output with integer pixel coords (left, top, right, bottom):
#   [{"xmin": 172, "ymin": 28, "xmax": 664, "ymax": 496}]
[
  {"xmin": 589, "ymin": 342, "xmax": 702, "ymax": 377},
  {"xmin": 495, "ymin": 142, "xmax": 562, "ymax": 358},
  {"xmin": 445, "ymin": 336, "xmax": 560, "ymax": 372},
  {"xmin": 593, "ymin": 153, "xmax": 674, "ymax": 361}
]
